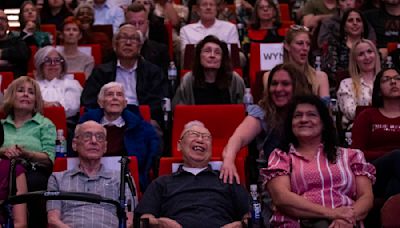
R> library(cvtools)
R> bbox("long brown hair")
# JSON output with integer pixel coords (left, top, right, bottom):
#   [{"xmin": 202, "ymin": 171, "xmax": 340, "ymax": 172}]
[
  {"xmin": 192, "ymin": 35, "xmax": 233, "ymax": 89},
  {"xmin": 259, "ymin": 63, "xmax": 313, "ymax": 132}
]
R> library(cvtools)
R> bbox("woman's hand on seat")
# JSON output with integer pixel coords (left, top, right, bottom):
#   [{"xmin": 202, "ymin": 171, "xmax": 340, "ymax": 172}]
[{"xmin": 220, "ymin": 159, "xmax": 240, "ymax": 184}]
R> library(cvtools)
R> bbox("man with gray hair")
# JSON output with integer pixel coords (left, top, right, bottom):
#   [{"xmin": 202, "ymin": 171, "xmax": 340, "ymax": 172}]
[
  {"xmin": 80, "ymin": 82, "xmax": 160, "ymax": 190},
  {"xmin": 81, "ymin": 24, "xmax": 168, "ymax": 125},
  {"xmin": 125, "ymin": 2, "xmax": 169, "ymax": 74},
  {"xmin": 135, "ymin": 120, "xmax": 249, "ymax": 227},
  {"xmin": 47, "ymin": 120, "xmax": 135, "ymax": 227}
]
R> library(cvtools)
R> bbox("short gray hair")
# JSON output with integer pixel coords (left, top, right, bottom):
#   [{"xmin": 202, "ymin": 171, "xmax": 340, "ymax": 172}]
[
  {"xmin": 97, "ymin": 82, "xmax": 126, "ymax": 101},
  {"xmin": 74, "ymin": 3, "xmax": 95, "ymax": 17},
  {"xmin": 74, "ymin": 120, "xmax": 107, "ymax": 137},
  {"xmin": 113, "ymin": 24, "xmax": 144, "ymax": 47},
  {"xmin": 34, "ymin": 46, "xmax": 67, "ymax": 80},
  {"xmin": 180, "ymin": 120, "xmax": 207, "ymax": 138}
]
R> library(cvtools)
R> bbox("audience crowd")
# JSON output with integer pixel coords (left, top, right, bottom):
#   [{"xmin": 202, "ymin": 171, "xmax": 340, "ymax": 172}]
[{"xmin": 0, "ymin": 0, "xmax": 399, "ymax": 227}]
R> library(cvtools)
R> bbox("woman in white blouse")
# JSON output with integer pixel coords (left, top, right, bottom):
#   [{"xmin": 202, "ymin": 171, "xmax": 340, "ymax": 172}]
[
  {"xmin": 34, "ymin": 46, "xmax": 82, "ymax": 118},
  {"xmin": 337, "ymin": 39, "xmax": 381, "ymax": 131}
]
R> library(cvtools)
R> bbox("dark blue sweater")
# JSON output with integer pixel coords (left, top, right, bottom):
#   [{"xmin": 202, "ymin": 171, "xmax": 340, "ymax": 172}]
[{"xmin": 79, "ymin": 108, "xmax": 160, "ymax": 190}]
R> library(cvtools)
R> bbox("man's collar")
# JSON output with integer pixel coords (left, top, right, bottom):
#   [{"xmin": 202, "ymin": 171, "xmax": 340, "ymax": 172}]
[
  {"xmin": 94, "ymin": 2, "xmax": 110, "ymax": 9},
  {"xmin": 70, "ymin": 164, "xmax": 113, "ymax": 179},
  {"xmin": 101, "ymin": 115, "xmax": 125, "ymax": 127},
  {"xmin": 117, "ymin": 59, "xmax": 138, "ymax": 71},
  {"xmin": 197, "ymin": 18, "xmax": 218, "ymax": 28},
  {"xmin": 174, "ymin": 164, "xmax": 216, "ymax": 176}
]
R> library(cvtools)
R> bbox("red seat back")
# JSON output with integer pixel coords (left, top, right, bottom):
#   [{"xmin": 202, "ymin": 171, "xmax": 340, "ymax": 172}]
[
  {"xmin": 43, "ymin": 106, "xmax": 67, "ymax": 138},
  {"xmin": 172, "ymin": 104, "xmax": 247, "ymax": 158},
  {"xmin": 72, "ymin": 72, "xmax": 86, "ymax": 87},
  {"xmin": 0, "ymin": 72, "xmax": 14, "ymax": 93},
  {"xmin": 139, "ymin": 105, "xmax": 151, "ymax": 121}
]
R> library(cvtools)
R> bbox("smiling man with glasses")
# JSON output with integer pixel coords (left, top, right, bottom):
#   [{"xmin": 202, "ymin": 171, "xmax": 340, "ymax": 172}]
[
  {"xmin": 0, "ymin": 10, "xmax": 30, "ymax": 78},
  {"xmin": 47, "ymin": 120, "xmax": 136, "ymax": 228},
  {"xmin": 135, "ymin": 120, "xmax": 249, "ymax": 228}
]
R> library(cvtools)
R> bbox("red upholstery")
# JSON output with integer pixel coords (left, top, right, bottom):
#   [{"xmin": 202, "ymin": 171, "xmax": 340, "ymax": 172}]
[
  {"xmin": 279, "ymin": 3, "xmax": 291, "ymax": 21},
  {"xmin": 40, "ymin": 24, "xmax": 57, "ymax": 44},
  {"xmin": 53, "ymin": 156, "xmax": 141, "ymax": 198},
  {"xmin": 139, "ymin": 105, "xmax": 151, "ymax": 121},
  {"xmin": 0, "ymin": 72, "xmax": 14, "ymax": 92},
  {"xmin": 172, "ymin": 104, "xmax": 248, "ymax": 158},
  {"xmin": 79, "ymin": 44, "xmax": 102, "ymax": 66},
  {"xmin": 387, "ymin": 42, "xmax": 399, "ymax": 54},
  {"xmin": 91, "ymin": 24, "xmax": 113, "ymax": 41},
  {"xmin": 43, "ymin": 106, "xmax": 67, "ymax": 138},
  {"xmin": 28, "ymin": 45, "xmax": 38, "ymax": 73},
  {"xmin": 280, "ymin": 21, "xmax": 294, "ymax": 29},
  {"xmin": 158, "ymin": 156, "xmax": 247, "ymax": 186},
  {"xmin": 72, "ymin": 72, "xmax": 86, "ymax": 87},
  {"xmin": 164, "ymin": 22, "xmax": 174, "ymax": 60},
  {"xmin": 381, "ymin": 194, "xmax": 400, "ymax": 227},
  {"xmin": 249, "ymin": 42, "xmax": 262, "ymax": 96},
  {"xmin": 248, "ymin": 29, "xmax": 268, "ymax": 42}
]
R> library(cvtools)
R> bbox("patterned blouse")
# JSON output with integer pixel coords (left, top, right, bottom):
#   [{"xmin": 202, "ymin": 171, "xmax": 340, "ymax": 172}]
[
  {"xmin": 261, "ymin": 145, "xmax": 376, "ymax": 228},
  {"xmin": 337, "ymin": 77, "xmax": 374, "ymax": 130}
]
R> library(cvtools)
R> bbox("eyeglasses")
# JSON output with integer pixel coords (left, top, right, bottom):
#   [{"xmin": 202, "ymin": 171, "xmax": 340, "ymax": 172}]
[
  {"xmin": 77, "ymin": 132, "xmax": 107, "ymax": 142},
  {"xmin": 181, "ymin": 130, "xmax": 212, "ymax": 141},
  {"xmin": 290, "ymin": 24, "xmax": 310, "ymax": 32},
  {"xmin": 381, "ymin": 75, "xmax": 400, "ymax": 83},
  {"xmin": 117, "ymin": 36, "xmax": 140, "ymax": 44},
  {"xmin": 43, "ymin": 57, "xmax": 64, "ymax": 66}
]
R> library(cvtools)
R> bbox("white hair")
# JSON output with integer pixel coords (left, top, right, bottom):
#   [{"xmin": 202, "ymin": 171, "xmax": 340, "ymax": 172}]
[
  {"xmin": 180, "ymin": 120, "xmax": 207, "ymax": 138},
  {"xmin": 97, "ymin": 82, "xmax": 126, "ymax": 101}
]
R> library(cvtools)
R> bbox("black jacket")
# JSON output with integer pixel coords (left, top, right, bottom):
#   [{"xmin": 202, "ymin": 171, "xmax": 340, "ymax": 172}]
[
  {"xmin": 141, "ymin": 39, "xmax": 169, "ymax": 75},
  {"xmin": 0, "ymin": 35, "xmax": 30, "ymax": 78},
  {"xmin": 81, "ymin": 57, "xmax": 168, "ymax": 122}
]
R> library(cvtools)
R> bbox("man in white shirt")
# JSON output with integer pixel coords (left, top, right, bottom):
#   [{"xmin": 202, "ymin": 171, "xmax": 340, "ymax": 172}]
[
  {"xmin": 179, "ymin": 0, "xmax": 239, "ymax": 54},
  {"xmin": 93, "ymin": 0, "xmax": 125, "ymax": 33}
]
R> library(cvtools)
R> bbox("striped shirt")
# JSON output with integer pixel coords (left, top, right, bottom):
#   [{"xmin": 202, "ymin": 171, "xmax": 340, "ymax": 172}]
[
  {"xmin": 261, "ymin": 145, "xmax": 376, "ymax": 227},
  {"xmin": 47, "ymin": 165, "xmax": 135, "ymax": 228}
]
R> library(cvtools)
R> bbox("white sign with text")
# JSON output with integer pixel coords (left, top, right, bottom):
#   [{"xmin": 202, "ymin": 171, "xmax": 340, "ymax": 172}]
[{"xmin": 260, "ymin": 43, "xmax": 284, "ymax": 70}]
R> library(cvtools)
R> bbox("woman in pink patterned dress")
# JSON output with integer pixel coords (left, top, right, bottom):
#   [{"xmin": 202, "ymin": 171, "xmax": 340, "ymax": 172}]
[{"xmin": 262, "ymin": 95, "xmax": 375, "ymax": 228}]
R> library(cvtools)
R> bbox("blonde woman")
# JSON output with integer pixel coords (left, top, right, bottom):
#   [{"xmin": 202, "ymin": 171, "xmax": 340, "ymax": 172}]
[
  {"xmin": 337, "ymin": 39, "xmax": 381, "ymax": 130},
  {"xmin": 262, "ymin": 25, "xmax": 330, "ymax": 103}
]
